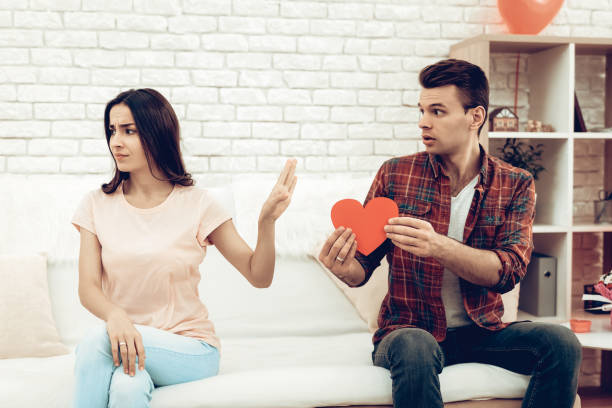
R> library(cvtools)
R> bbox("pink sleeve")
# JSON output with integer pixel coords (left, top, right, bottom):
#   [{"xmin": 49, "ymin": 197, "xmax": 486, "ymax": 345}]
[
  {"xmin": 71, "ymin": 191, "xmax": 96, "ymax": 235},
  {"xmin": 196, "ymin": 191, "xmax": 232, "ymax": 247}
]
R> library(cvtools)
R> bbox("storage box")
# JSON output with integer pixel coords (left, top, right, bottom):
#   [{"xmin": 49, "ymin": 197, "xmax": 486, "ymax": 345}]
[{"xmin": 519, "ymin": 252, "xmax": 557, "ymax": 316}]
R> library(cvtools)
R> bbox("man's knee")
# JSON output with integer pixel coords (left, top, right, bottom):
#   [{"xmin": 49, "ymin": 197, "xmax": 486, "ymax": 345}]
[
  {"xmin": 381, "ymin": 328, "xmax": 443, "ymax": 372},
  {"xmin": 546, "ymin": 325, "xmax": 582, "ymax": 367},
  {"xmin": 531, "ymin": 324, "xmax": 582, "ymax": 368}
]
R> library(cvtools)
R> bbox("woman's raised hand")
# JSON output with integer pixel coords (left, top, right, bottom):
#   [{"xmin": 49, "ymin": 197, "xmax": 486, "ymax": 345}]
[{"xmin": 259, "ymin": 159, "xmax": 297, "ymax": 224}]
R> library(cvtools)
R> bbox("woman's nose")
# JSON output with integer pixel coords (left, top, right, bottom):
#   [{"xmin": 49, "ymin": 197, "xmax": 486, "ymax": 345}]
[{"xmin": 110, "ymin": 133, "xmax": 123, "ymax": 147}]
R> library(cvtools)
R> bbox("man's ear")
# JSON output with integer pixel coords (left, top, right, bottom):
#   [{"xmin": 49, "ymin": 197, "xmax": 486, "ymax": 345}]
[{"xmin": 469, "ymin": 106, "xmax": 486, "ymax": 131}]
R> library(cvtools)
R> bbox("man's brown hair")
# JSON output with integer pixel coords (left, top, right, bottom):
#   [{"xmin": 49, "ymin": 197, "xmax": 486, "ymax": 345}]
[{"xmin": 419, "ymin": 58, "xmax": 489, "ymax": 136}]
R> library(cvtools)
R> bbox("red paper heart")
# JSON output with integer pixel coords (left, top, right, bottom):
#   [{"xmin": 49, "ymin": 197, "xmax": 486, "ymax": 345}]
[{"xmin": 331, "ymin": 197, "xmax": 399, "ymax": 256}]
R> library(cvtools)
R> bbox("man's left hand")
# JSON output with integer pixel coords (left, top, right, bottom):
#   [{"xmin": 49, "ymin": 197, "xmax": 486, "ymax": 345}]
[{"xmin": 384, "ymin": 217, "xmax": 443, "ymax": 258}]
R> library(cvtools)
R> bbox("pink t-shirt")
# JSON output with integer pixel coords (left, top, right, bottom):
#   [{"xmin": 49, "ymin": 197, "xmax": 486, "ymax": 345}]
[{"xmin": 71, "ymin": 182, "xmax": 231, "ymax": 349}]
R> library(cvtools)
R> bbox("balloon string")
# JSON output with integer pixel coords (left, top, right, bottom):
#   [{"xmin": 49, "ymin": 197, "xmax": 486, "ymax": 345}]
[{"xmin": 514, "ymin": 52, "xmax": 520, "ymax": 119}]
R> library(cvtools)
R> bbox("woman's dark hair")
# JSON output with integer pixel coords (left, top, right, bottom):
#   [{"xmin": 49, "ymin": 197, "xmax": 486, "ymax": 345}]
[
  {"xmin": 102, "ymin": 88, "xmax": 193, "ymax": 194},
  {"xmin": 419, "ymin": 58, "xmax": 489, "ymax": 136}
]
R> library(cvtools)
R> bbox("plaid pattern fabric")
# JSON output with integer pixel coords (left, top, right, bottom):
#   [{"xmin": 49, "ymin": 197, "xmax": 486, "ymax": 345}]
[{"xmin": 355, "ymin": 145, "xmax": 536, "ymax": 345}]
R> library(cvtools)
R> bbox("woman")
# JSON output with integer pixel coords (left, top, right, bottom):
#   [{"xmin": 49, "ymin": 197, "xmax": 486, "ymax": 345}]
[{"xmin": 72, "ymin": 88, "xmax": 297, "ymax": 408}]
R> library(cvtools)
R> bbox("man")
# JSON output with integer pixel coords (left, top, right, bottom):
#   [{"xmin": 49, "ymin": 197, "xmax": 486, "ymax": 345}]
[{"xmin": 318, "ymin": 59, "xmax": 581, "ymax": 408}]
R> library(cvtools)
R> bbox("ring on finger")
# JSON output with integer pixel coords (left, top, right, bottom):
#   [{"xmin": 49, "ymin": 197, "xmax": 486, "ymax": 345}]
[
  {"xmin": 335, "ymin": 256, "xmax": 345, "ymax": 262},
  {"xmin": 119, "ymin": 341, "xmax": 127, "ymax": 347}
]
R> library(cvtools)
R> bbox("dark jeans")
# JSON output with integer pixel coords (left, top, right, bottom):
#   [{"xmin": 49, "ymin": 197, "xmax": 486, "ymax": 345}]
[{"xmin": 372, "ymin": 322, "xmax": 582, "ymax": 408}]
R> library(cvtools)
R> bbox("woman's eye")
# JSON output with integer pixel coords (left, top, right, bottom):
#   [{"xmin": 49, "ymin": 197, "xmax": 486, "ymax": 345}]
[
  {"xmin": 109, "ymin": 129, "xmax": 116, "ymax": 135},
  {"xmin": 433, "ymin": 109, "xmax": 442, "ymax": 115},
  {"xmin": 126, "ymin": 129, "xmax": 136, "ymax": 134}
]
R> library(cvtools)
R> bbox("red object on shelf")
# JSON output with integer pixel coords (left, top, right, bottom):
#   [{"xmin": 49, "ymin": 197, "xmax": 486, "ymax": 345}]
[
  {"xmin": 497, "ymin": 0, "xmax": 564, "ymax": 35},
  {"xmin": 569, "ymin": 319, "xmax": 592, "ymax": 333}
]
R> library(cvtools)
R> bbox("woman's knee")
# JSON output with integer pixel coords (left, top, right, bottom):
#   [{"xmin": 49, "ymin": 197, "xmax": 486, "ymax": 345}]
[
  {"xmin": 75, "ymin": 325, "xmax": 111, "ymax": 365},
  {"xmin": 108, "ymin": 368, "xmax": 153, "ymax": 408}
]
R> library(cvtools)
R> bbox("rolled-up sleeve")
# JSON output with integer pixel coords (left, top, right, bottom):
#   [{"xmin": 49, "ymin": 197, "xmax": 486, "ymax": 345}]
[{"xmin": 490, "ymin": 173, "xmax": 536, "ymax": 293}]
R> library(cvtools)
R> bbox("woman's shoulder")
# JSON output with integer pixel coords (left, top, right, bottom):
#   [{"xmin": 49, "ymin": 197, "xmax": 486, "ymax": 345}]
[
  {"xmin": 173, "ymin": 183, "xmax": 207, "ymax": 199},
  {"xmin": 80, "ymin": 185, "xmax": 121, "ymax": 204},
  {"xmin": 174, "ymin": 184, "xmax": 234, "ymax": 212}
]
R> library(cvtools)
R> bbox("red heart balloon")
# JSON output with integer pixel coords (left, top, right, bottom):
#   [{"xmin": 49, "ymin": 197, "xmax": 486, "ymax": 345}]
[
  {"xmin": 497, "ymin": 0, "xmax": 563, "ymax": 34},
  {"xmin": 331, "ymin": 197, "xmax": 399, "ymax": 256}
]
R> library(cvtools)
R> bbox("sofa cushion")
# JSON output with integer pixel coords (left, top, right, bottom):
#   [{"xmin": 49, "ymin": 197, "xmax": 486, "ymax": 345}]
[
  {"xmin": 0, "ymin": 253, "xmax": 69, "ymax": 358},
  {"xmin": 200, "ymin": 248, "xmax": 369, "ymax": 339},
  {"xmin": 0, "ymin": 333, "xmax": 531, "ymax": 408}
]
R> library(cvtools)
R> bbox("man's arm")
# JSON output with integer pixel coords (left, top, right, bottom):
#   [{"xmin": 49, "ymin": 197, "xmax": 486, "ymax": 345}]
[
  {"xmin": 385, "ymin": 174, "xmax": 536, "ymax": 292},
  {"xmin": 434, "ymin": 236, "xmax": 501, "ymax": 287}
]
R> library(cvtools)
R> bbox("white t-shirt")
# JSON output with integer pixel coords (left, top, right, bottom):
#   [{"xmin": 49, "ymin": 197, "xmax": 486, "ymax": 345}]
[{"xmin": 442, "ymin": 175, "xmax": 479, "ymax": 329}]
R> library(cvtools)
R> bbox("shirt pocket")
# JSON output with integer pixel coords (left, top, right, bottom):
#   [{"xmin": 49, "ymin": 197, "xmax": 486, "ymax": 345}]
[{"xmin": 397, "ymin": 197, "xmax": 431, "ymax": 220}]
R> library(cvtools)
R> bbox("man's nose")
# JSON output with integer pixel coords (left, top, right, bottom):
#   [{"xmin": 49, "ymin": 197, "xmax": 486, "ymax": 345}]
[{"xmin": 418, "ymin": 113, "xmax": 430, "ymax": 129}]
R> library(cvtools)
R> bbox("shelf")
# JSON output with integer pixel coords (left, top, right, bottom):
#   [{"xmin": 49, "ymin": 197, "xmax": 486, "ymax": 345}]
[
  {"xmin": 517, "ymin": 310, "xmax": 564, "ymax": 323},
  {"xmin": 573, "ymin": 224, "xmax": 612, "ymax": 233},
  {"xmin": 564, "ymin": 312, "xmax": 612, "ymax": 351},
  {"xmin": 573, "ymin": 132, "xmax": 612, "ymax": 140},
  {"xmin": 517, "ymin": 310, "xmax": 611, "ymax": 332},
  {"xmin": 451, "ymin": 34, "xmax": 612, "ymax": 55},
  {"xmin": 489, "ymin": 132, "xmax": 570, "ymax": 139},
  {"xmin": 451, "ymin": 35, "xmax": 612, "ymax": 356},
  {"xmin": 533, "ymin": 224, "xmax": 569, "ymax": 233}
]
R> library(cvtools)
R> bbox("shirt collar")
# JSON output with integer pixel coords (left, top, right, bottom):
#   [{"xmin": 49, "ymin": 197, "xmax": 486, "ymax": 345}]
[{"xmin": 427, "ymin": 143, "xmax": 489, "ymax": 186}]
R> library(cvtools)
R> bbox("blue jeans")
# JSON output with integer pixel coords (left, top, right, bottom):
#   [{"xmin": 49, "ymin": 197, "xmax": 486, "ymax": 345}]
[
  {"xmin": 73, "ymin": 324, "xmax": 220, "ymax": 408},
  {"xmin": 372, "ymin": 322, "xmax": 582, "ymax": 408}
]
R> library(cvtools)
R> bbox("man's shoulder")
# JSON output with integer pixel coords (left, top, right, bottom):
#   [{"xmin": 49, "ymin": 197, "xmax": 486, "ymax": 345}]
[
  {"xmin": 381, "ymin": 151, "xmax": 429, "ymax": 171},
  {"xmin": 487, "ymin": 154, "xmax": 534, "ymax": 184}
]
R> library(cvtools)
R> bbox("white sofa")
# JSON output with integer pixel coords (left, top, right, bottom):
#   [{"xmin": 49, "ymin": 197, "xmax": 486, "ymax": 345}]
[{"xmin": 0, "ymin": 174, "xmax": 576, "ymax": 408}]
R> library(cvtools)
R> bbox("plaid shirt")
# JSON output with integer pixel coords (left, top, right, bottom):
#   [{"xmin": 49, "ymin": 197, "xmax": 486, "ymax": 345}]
[{"xmin": 355, "ymin": 145, "xmax": 536, "ymax": 345}]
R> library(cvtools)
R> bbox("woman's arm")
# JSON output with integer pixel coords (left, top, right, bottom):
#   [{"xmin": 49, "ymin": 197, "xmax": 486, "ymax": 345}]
[
  {"xmin": 78, "ymin": 229, "xmax": 122, "ymax": 320},
  {"xmin": 77, "ymin": 229, "xmax": 145, "ymax": 376},
  {"xmin": 209, "ymin": 159, "xmax": 297, "ymax": 288}
]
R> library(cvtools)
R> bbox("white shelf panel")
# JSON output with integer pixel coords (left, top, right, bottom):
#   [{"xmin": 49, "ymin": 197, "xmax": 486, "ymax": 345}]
[
  {"xmin": 489, "ymin": 132, "xmax": 570, "ymax": 139},
  {"xmin": 573, "ymin": 132, "xmax": 612, "ymax": 139},
  {"xmin": 517, "ymin": 310, "xmax": 565, "ymax": 323},
  {"xmin": 572, "ymin": 224, "xmax": 612, "ymax": 232},
  {"xmin": 533, "ymin": 224, "xmax": 569, "ymax": 233},
  {"xmin": 564, "ymin": 312, "xmax": 612, "ymax": 350}
]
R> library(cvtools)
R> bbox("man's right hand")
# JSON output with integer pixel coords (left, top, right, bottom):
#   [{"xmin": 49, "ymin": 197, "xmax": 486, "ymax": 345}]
[{"xmin": 318, "ymin": 227, "xmax": 359, "ymax": 282}]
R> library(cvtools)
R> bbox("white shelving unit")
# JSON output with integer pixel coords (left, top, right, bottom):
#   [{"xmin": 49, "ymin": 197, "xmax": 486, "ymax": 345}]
[{"xmin": 451, "ymin": 35, "xmax": 612, "ymax": 324}]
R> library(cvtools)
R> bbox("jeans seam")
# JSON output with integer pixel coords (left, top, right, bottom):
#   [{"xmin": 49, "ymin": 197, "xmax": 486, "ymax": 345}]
[
  {"xmin": 145, "ymin": 345, "xmax": 219, "ymax": 359},
  {"xmin": 477, "ymin": 345, "xmax": 541, "ymax": 408}
]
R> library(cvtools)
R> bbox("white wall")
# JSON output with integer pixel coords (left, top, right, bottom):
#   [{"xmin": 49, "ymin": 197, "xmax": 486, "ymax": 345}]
[{"xmin": 0, "ymin": 0, "xmax": 610, "ymax": 185}]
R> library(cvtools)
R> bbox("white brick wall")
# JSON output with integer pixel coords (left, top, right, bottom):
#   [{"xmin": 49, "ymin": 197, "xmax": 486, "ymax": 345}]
[{"xmin": 0, "ymin": 0, "xmax": 611, "ymax": 178}]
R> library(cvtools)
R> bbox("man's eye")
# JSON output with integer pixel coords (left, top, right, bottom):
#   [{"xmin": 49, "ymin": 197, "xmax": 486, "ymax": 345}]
[{"xmin": 433, "ymin": 109, "xmax": 442, "ymax": 115}]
